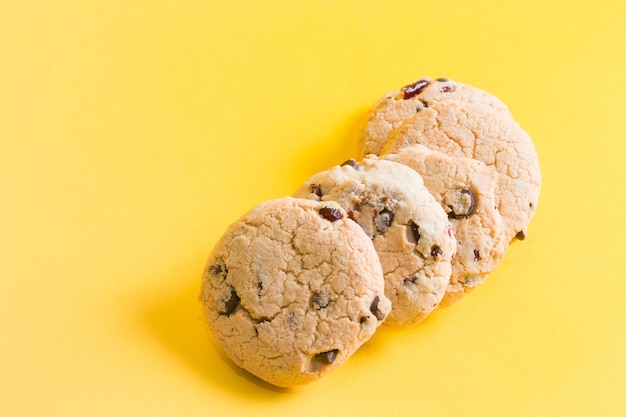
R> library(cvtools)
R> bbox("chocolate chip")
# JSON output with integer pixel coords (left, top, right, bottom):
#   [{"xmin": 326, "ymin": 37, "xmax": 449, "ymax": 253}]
[
  {"xmin": 443, "ymin": 189, "xmax": 475, "ymax": 219},
  {"xmin": 441, "ymin": 85, "xmax": 456, "ymax": 93},
  {"xmin": 340, "ymin": 159, "xmax": 358, "ymax": 169},
  {"xmin": 359, "ymin": 316, "xmax": 370, "ymax": 323},
  {"xmin": 319, "ymin": 207, "xmax": 343, "ymax": 222},
  {"xmin": 310, "ymin": 184, "xmax": 323, "ymax": 200},
  {"xmin": 473, "ymin": 249, "xmax": 481, "ymax": 261},
  {"xmin": 220, "ymin": 287, "xmax": 240, "ymax": 316},
  {"xmin": 529, "ymin": 202, "xmax": 534, "ymax": 209},
  {"xmin": 370, "ymin": 295, "xmax": 385, "ymax": 320},
  {"xmin": 406, "ymin": 220, "xmax": 421, "ymax": 244},
  {"xmin": 314, "ymin": 349, "xmax": 339, "ymax": 365},
  {"xmin": 435, "ymin": 77, "xmax": 449, "ymax": 82},
  {"xmin": 401, "ymin": 79, "xmax": 431, "ymax": 100},
  {"xmin": 374, "ymin": 209, "xmax": 394, "ymax": 234},
  {"xmin": 257, "ymin": 279, "xmax": 263, "ymax": 296},
  {"xmin": 403, "ymin": 275, "xmax": 418, "ymax": 286},
  {"xmin": 516, "ymin": 231, "xmax": 526, "ymax": 240},
  {"xmin": 311, "ymin": 292, "xmax": 330, "ymax": 309},
  {"xmin": 208, "ymin": 260, "xmax": 228, "ymax": 280},
  {"xmin": 431, "ymin": 245, "xmax": 443, "ymax": 259}
]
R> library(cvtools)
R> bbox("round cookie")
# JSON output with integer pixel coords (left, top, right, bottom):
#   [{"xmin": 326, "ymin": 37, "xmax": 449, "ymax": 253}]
[
  {"xmin": 382, "ymin": 100, "xmax": 540, "ymax": 243},
  {"xmin": 200, "ymin": 197, "xmax": 390, "ymax": 387},
  {"xmin": 359, "ymin": 77, "xmax": 510, "ymax": 157},
  {"xmin": 293, "ymin": 158, "xmax": 456, "ymax": 326},
  {"xmin": 383, "ymin": 144, "xmax": 507, "ymax": 307}
]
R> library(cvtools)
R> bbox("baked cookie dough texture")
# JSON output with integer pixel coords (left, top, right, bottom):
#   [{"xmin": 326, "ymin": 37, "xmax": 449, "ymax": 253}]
[
  {"xmin": 362, "ymin": 77, "xmax": 541, "ymax": 243},
  {"xmin": 293, "ymin": 157, "xmax": 456, "ymax": 326},
  {"xmin": 200, "ymin": 76, "xmax": 540, "ymax": 387},
  {"xmin": 201, "ymin": 198, "xmax": 390, "ymax": 387}
]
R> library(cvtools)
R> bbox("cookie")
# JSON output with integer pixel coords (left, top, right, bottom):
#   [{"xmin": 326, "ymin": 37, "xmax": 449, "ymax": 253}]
[
  {"xmin": 382, "ymin": 100, "xmax": 540, "ymax": 243},
  {"xmin": 383, "ymin": 145, "xmax": 507, "ymax": 306},
  {"xmin": 359, "ymin": 77, "xmax": 510, "ymax": 157},
  {"xmin": 293, "ymin": 158, "xmax": 456, "ymax": 326},
  {"xmin": 200, "ymin": 197, "xmax": 390, "ymax": 387}
]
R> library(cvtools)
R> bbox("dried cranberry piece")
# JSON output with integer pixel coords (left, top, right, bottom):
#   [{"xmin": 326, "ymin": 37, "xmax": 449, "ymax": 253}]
[
  {"xmin": 441, "ymin": 85, "xmax": 456, "ymax": 93},
  {"xmin": 401, "ymin": 79, "xmax": 430, "ymax": 100},
  {"xmin": 319, "ymin": 207, "xmax": 343, "ymax": 222}
]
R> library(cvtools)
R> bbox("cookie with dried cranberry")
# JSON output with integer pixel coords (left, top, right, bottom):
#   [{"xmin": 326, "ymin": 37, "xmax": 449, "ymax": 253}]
[
  {"xmin": 200, "ymin": 197, "xmax": 390, "ymax": 387},
  {"xmin": 359, "ymin": 77, "xmax": 510, "ymax": 157},
  {"xmin": 383, "ymin": 145, "xmax": 507, "ymax": 306},
  {"xmin": 382, "ymin": 100, "xmax": 540, "ymax": 244},
  {"xmin": 294, "ymin": 158, "xmax": 456, "ymax": 326}
]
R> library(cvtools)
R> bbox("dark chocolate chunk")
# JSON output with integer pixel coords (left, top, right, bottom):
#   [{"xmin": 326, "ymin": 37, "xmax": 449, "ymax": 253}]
[
  {"xmin": 473, "ymin": 249, "xmax": 481, "ymax": 261},
  {"xmin": 220, "ymin": 287, "xmax": 240, "ymax": 316},
  {"xmin": 311, "ymin": 292, "xmax": 331, "ymax": 309},
  {"xmin": 208, "ymin": 260, "xmax": 228, "ymax": 280},
  {"xmin": 516, "ymin": 230, "xmax": 526, "ymax": 240},
  {"xmin": 310, "ymin": 184, "xmax": 323, "ymax": 200},
  {"xmin": 340, "ymin": 159, "xmax": 358, "ymax": 169},
  {"xmin": 319, "ymin": 207, "xmax": 343, "ymax": 222},
  {"xmin": 406, "ymin": 220, "xmax": 421, "ymax": 244},
  {"xmin": 374, "ymin": 209, "xmax": 394, "ymax": 234},
  {"xmin": 444, "ymin": 189, "xmax": 475, "ymax": 219},
  {"xmin": 370, "ymin": 295, "xmax": 385, "ymax": 320},
  {"xmin": 401, "ymin": 79, "xmax": 431, "ymax": 100},
  {"xmin": 403, "ymin": 275, "xmax": 418, "ymax": 285},
  {"xmin": 431, "ymin": 245, "xmax": 444, "ymax": 259},
  {"xmin": 435, "ymin": 77, "xmax": 449, "ymax": 82},
  {"xmin": 315, "ymin": 349, "xmax": 339, "ymax": 365}
]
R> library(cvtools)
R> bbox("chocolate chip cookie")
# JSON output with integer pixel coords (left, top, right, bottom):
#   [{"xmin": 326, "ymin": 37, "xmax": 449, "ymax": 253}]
[
  {"xmin": 294, "ymin": 158, "xmax": 456, "ymax": 326},
  {"xmin": 359, "ymin": 77, "xmax": 510, "ymax": 157},
  {"xmin": 382, "ymin": 100, "xmax": 541, "ymax": 243},
  {"xmin": 383, "ymin": 144, "xmax": 507, "ymax": 306},
  {"xmin": 200, "ymin": 197, "xmax": 390, "ymax": 387}
]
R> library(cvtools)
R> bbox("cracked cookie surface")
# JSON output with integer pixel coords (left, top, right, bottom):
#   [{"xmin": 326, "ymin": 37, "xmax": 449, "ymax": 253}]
[
  {"xmin": 382, "ymin": 100, "xmax": 540, "ymax": 243},
  {"xmin": 200, "ymin": 197, "xmax": 390, "ymax": 387},
  {"xmin": 359, "ymin": 77, "xmax": 509, "ymax": 157},
  {"xmin": 383, "ymin": 145, "xmax": 507, "ymax": 306},
  {"xmin": 294, "ymin": 158, "xmax": 456, "ymax": 326}
]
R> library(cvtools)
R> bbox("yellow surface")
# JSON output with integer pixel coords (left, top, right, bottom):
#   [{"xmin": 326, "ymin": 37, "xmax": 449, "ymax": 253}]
[{"xmin": 2, "ymin": 1, "xmax": 625, "ymax": 415}]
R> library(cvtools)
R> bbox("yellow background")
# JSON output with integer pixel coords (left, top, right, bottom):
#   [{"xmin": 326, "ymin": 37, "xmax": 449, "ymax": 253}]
[{"xmin": 2, "ymin": 1, "xmax": 625, "ymax": 415}]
